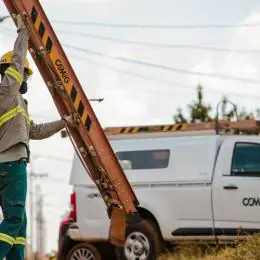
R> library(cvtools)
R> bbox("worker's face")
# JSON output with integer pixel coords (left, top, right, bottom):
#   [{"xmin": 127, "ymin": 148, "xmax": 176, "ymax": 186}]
[
  {"xmin": 19, "ymin": 70, "xmax": 30, "ymax": 95},
  {"xmin": 0, "ymin": 65, "xmax": 30, "ymax": 94},
  {"xmin": 24, "ymin": 71, "xmax": 29, "ymax": 81}
]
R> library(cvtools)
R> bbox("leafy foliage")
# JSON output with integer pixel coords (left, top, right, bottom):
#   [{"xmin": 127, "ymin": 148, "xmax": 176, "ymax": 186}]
[{"xmin": 173, "ymin": 84, "xmax": 258, "ymax": 124}]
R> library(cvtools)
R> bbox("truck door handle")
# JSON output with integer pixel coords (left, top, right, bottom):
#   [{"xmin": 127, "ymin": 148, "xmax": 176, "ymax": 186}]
[
  {"xmin": 223, "ymin": 185, "xmax": 238, "ymax": 190},
  {"xmin": 87, "ymin": 193, "xmax": 101, "ymax": 198}
]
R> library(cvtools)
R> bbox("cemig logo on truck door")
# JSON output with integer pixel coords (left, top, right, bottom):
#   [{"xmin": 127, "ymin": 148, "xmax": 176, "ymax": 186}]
[{"xmin": 242, "ymin": 197, "xmax": 260, "ymax": 207}]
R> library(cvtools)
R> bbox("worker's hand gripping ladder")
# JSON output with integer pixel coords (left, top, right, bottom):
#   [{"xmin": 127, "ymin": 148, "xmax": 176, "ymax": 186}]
[{"xmin": 3, "ymin": 0, "xmax": 148, "ymax": 246}]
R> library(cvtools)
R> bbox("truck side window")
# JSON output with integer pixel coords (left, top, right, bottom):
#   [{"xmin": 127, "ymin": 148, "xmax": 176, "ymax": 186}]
[
  {"xmin": 116, "ymin": 149, "xmax": 170, "ymax": 170},
  {"xmin": 231, "ymin": 143, "xmax": 260, "ymax": 177}
]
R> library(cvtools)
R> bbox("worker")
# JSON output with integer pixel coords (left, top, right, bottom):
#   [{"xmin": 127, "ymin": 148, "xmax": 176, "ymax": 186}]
[{"xmin": 0, "ymin": 14, "xmax": 73, "ymax": 259}]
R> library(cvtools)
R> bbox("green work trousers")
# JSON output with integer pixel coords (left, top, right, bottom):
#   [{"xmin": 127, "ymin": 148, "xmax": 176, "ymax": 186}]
[{"xmin": 0, "ymin": 160, "xmax": 27, "ymax": 260}]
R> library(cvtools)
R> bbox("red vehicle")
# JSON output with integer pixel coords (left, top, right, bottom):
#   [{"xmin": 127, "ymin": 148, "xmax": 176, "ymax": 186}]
[{"xmin": 57, "ymin": 192, "xmax": 116, "ymax": 260}]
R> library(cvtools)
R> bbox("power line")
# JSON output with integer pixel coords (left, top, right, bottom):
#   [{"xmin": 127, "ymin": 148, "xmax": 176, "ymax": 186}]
[
  {"xmin": 5, "ymin": 28, "xmax": 257, "ymax": 85},
  {"xmin": 3, "ymin": 14, "xmax": 260, "ymax": 29},
  {"xmin": 69, "ymin": 54, "xmax": 193, "ymax": 88},
  {"xmin": 0, "ymin": 29, "xmax": 203, "ymax": 97},
  {"xmin": 68, "ymin": 54, "xmax": 260, "ymax": 100},
  {"xmin": 57, "ymin": 29, "xmax": 260, "ymax": 54},
  {"xmin": 64, "ymin": 44, "xmax": 260, "ymax": 84},
  {"xmin": 1, "ymin": 30, "xmax": 259, "ymax": 99},
  {"xmin": 1, "ymin": 30, "xmax": 260, "ymax": 100},
  {"xmin": 3, "ymin": 26, "xmax": 260, "ymax": 54},
  {"xmin": 51, "ymin": 20, "xmax": 260, "ymax": 29},
  {"xmin": 1, "ymin": 29, "xmax": 260, "ymax": 100}
]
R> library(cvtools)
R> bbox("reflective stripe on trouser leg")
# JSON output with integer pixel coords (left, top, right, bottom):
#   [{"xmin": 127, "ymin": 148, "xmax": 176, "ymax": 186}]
[
  {"xmin": 14, "ymin": 237, "xmax": 26, "ymax": 245},
  {"xmin": 6, "ymin": 212, "xmax": 26, "ymax": 260},
  {"xmin": 0, "ymin": 161, "xmax": 27, "ymax": 260}
]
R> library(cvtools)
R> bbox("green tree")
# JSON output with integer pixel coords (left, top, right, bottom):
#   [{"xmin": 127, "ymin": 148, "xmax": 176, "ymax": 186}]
[
  {"xmin": 173, "ymin": 107, "xmax": 187, "ymax": 123},
  {"xmin": 173, "ymin": 84, "xmax": 212, "ymax": 123},
  {"xmin": 173, "ymin": 84, "xmax": 258, "ymax": 124},
  {"xmin": 188, "ymin": 85, "xmax": 212, "ymax": 123}
]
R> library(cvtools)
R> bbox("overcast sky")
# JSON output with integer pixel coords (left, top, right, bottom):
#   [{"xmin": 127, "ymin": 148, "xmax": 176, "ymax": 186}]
[{"xmin": 1, "ymin": 0, "xmax": 260, "ymax": 254}]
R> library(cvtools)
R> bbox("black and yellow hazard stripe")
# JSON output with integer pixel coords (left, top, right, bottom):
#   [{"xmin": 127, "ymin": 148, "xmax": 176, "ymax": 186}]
[
  {"xmin": 31, "ymin": 6, "xmax": 53, "ymax": 53},
  {"xmin": 105, "ymin": 123, "xmax": 188, "ymax": 134},
  {"xmin": 30, "ymin": 6, "xmax": 92, "ymax": 131},
  {"xmin": 169, "ymin": 124, "xmax": 187, "ymax": 131},
  {"xmin": 70, "ymin": 86, "xmax": 92, "ymax": 131}
]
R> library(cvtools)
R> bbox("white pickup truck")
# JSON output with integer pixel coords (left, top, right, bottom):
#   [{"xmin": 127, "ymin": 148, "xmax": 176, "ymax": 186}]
[{"xmin": 58, "ymin": 131, "xmax": 260, "ymax": 260}]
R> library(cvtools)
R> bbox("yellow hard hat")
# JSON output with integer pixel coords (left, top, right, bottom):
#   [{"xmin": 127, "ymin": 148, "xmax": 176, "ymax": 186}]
[{"xmin": 0, "ymin": 51, "xmax": 33, "ymax": 76}]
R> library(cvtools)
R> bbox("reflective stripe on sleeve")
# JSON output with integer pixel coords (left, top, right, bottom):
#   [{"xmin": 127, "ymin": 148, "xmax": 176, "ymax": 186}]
[{"xmin": 4, "ymin": 67, "xmax": 23, "ymax": 86}]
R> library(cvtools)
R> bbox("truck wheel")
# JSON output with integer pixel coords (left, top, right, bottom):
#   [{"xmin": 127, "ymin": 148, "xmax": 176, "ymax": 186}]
[
  {"xmin": 115, "ymin": 220, "xmax": 163, "ymax": 260},
  {"xmin": 66, "ymin": 242, "xmax": 102, "ymax": 260}
]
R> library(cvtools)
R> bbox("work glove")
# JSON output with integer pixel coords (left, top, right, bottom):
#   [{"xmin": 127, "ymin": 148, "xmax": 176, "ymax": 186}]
[
  {"xmin": 15, "ymin": 14, "xmax": 26, "ymax": 31},
  {"xmin": 63, "ymin": 115, "xmax": 75, "ymax": 127}
]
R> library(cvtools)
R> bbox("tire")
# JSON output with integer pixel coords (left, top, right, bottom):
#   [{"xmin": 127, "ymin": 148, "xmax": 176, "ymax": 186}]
[
  {"xmin": 115, "ymin": 219, "xmax": 163, "ymax": 260},
  {"xmin": 96, "ymin": 242, "xmax": 116, "ymax": 260},
  {"xmin": 66, "ymin": 242, "xmax": 102, "ymax": 260}
]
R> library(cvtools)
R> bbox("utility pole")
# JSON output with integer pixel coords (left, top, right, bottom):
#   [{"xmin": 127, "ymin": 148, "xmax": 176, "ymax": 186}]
[
  {"xmin": 29, "ymin": 175, "xmax": 34, "ymax": 259},
  {"xmin": 29, "ymin": 170, "xmax": 48, "ymax": 258},
  {"xmin": 28, "ymin": 155, "xmax": 48, "ymax": 259},
  {"xmin": 28, "ymin": 153, "xmax": 70, "ymax": 259},
  {"xmin": 36, "ymin": 185, "xmax": 45, "ymax": 258}
]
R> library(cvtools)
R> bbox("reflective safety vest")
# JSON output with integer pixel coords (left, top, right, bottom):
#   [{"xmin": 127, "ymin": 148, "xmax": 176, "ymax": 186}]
[
  {"xmin": 0, "ymin": 105, "xmax": 31, "ymax": 128},
  {"xmin": 0, "ymin": 66, "xmax": 31, "ymax": 155}
]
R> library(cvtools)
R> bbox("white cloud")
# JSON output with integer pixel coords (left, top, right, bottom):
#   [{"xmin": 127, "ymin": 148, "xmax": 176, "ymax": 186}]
[
  {"xmin": 188, "ymin": 8, "xmax": 260, "ymax": 114},
  {"xmin": 3, "ymin": 0, "xmax": 260, "ymax": 254}
]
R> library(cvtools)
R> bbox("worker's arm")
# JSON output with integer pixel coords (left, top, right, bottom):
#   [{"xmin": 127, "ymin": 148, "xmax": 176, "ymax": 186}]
[
  {"xmin": 0, "ymin": 16, "xmax": 29, "ymax": 96},
  {"xmin": 29, "ymin": 115, "xmax": 74, "ymax": 140},
  {"xmin": 10, "ymin": 28, "xmax": 29, "ymax": 77},
  {"xmin": 30, "ymin": 119, "xmax": 66, "ymax": 140}
]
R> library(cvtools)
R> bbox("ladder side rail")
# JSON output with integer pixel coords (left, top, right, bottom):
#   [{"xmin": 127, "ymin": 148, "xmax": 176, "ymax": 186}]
[
  {"xmin": 3, "ymin": 1, "xmax": 108, "ymax": 189},
  {"xmin": 4, "ymin": 0, "xmax": 138, "ymax": 214},
  {"xmin": 4, "ymin": 0, "xmax": 119, "ymax": 209},
  {"xmin": 27, "ymin": 0, "xmax": 138, "ymax": 211},
  {"xmin": 23, "ymin": 0, "xmax": 138, "ymax": 210}
]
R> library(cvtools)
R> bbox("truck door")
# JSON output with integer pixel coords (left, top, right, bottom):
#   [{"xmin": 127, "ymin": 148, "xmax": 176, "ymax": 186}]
[{"xmin": 212, "ymin": 138, "xmax": 260, "ymax": 237}]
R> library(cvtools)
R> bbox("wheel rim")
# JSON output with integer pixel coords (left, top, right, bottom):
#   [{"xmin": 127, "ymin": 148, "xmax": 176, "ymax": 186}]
[
  {"xmin": 70, "ymin": 247, "xmax": 96, "ymax": 260},
  {"xmin": 124, "ymin": 231, "xmax": 150, "ymax": 260}
]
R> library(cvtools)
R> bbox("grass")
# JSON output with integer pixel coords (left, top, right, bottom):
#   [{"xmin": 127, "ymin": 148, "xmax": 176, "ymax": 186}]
[
  {"xmin": 40, "ymin": 234, "xmax": 260, "ymax": 259},
  {"xmin": 158, "ymin": 234, "xmax": 260, "ymax": 260}
]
